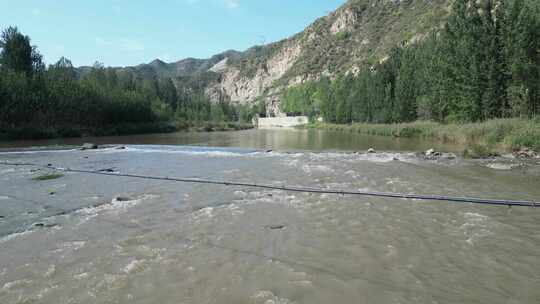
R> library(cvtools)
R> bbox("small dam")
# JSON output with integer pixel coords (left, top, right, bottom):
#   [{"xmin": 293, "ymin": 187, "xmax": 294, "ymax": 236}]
[{"xmin": 256, "ymin": 116, "xmax": 309, "ymax": 128}]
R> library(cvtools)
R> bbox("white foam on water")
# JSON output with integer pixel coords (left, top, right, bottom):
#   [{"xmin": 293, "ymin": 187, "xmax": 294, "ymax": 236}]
[
  {"xmin": 486, "ymin": 163, "xmax": 516, "ymax": 170},
  {"xmin": 234, "ymin": 190, "xmax": 247, "ymax": 198},
  {"xmin": 301, "ymin": 164, "xmax": 334, "ymax": 174},
  {"xmin": 0, "ymin": 168, "xmax": 15, "ymax": 174},
  {"xmin": 463, "ymin": 212, "xmax": 489, "ymax": 222},
  {"xmin": 77, "ymin": 194, "xmax": 158, "ymax": 220},
  {"xmin": 35, "ymin": 285, "xmax": 58, "ymax": 300},
  {"xmin": 290, "ymin": 280, "xmax": 313, "ymax": 288},
  {"xmin": 52, "ymin": 240, "xmax": 87, "ymax": 254},
  {"xmin": 305, "ymin": 151, "xmax": 417, "ymax": 163},
  {"xmin": 461, "ymin": 212, "xmax": 493, "ymax": 244},
  {"xmin": 98, "ymin": 273, "xmax": 128, "ymax": 291},
  {"xmin": 108, "ymin": 146, "xmax": 423, "ymax": 166},
  {"xmin": 123, "ymin": 259, "xmax": 147, "ymax": 274},
  {"xmin": 0, "ymin": 148, "xmax": 78, "ymax": 155},
  {"xmin": 354, "ymin": 152, "xmax": 415, "ymax": 163},
  {"xmin": 251, "ymin": 290, "xmax": 295, "ymax": 304},
  {"xmin": 74, "ymin": 272, "xmax": 89, "ymax": 280},
  {"xmin": 239, "ymin": 190, "xmax": 305, "ymax": 209},
  {"xmin": 191, "ymin": 207, "xmax": 215, "ymax": 220},
  {"xmin": 0, "ymin": 195, "xmax": 9, "ymax": 200},
  {"xmin": 285, "ymin": 159, "xmax": 300, "ymax": 167},
  {"xmin": 344, "ymin": 170, "xmax": 357, "ymax": 175},
  {"xmin": 121, "ymin": 146, "xmax": 256, "ymax": 158},
  {"xmin": 2, "ymin": 279, "xmax": 32, "ymax": 290},
  {"xmin": 44, "ymin": 264, "xmax": 56, "ymax": 278},
  {"xmin": 226, "ymin": 203, "xmax": 245, "ymax": 216},
  {"xmin": 0, "ymin": 230, "xmax": 33, "ymax": 244}
]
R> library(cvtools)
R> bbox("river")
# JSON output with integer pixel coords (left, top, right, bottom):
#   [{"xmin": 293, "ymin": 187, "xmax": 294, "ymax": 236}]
[{"xmin": 0, "ymin": 129, "xmax": 539, "ymax": 303}]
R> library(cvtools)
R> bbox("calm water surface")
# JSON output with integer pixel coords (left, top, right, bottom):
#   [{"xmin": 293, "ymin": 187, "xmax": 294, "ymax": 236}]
[
  {"xmin": 0, "ymin": 130, "xmax": 539, "ymax": 303},
  {"xmin": 0, "ymin": 128, "xmax": 467, "ymax": 152}
]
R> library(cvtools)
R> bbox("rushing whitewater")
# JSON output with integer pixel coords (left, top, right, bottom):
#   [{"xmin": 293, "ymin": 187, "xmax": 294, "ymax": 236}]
[{"xmin": 0, "ymin": 143, "xmax": 539, "ymax": 304}]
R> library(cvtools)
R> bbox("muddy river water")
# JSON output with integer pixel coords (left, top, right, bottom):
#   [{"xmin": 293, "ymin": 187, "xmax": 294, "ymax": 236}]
[{"xmin": 0, "ymin": 129, "xmax": 539, "ymax": 303}]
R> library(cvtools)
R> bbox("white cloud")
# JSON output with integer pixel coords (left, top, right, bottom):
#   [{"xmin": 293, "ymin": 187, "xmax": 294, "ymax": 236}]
[{"xmin": 223, "ymin": 0, "xmax": 239, "ymax": 9}]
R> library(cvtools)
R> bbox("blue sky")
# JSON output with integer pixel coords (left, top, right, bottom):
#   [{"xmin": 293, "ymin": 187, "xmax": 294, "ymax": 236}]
[{"xmin": 0, "ymin": 0, "xmax": 345, "ymax": 67}]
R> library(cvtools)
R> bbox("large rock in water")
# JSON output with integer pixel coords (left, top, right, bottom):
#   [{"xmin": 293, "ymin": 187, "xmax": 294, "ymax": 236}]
[{"xmin": 81, "ymin": 143, "xmax": 98, "ymax": 150}]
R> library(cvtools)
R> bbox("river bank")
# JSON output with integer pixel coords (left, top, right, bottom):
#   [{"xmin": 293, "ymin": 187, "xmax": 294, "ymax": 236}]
[
  {"xmin": 0, "ymin": 121, "xmax": 253, "ymax": 141},
  {"xmin": 304, "ymin": 118, "xmax": 540, "ymax": 157}
]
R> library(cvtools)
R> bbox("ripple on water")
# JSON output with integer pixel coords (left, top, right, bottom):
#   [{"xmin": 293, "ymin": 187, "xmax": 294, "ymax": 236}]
[
  {"xmin": 51, "ymin": 240, "xmax": 87, "ymax": 255},
  {"xmin": 0, "ymin": 194, "xmax": 159, "ymax": 241},
  {"xmin": 97, "ymin": 273, "xmax": 128, "ymax": 291}
]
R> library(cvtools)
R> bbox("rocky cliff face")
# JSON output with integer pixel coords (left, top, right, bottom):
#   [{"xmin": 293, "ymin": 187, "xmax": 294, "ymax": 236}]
[
  {"xmin": 206, "ymin": 0, "xmax": 451, "ymax": 115},
  {"xmin": 121, "ymin": 0, "xmax": 453, "ymax": 116},
  {"xmin": 204, "ymin": 41, "xmax": 302, "ymax": 115}
]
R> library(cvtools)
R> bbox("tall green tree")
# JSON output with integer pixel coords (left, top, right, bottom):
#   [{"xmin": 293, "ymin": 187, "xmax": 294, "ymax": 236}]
[
  {"xmin": 159, "ymin": 78, "xmax": 178, "ymax": 109},
  {"xmin": 0, "ymin": 26, "xmax": 43, "ymax": 74}
]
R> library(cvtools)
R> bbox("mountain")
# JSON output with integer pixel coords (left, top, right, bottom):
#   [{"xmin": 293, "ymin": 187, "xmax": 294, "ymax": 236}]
[{"xmin": 117, "ymin": 0, "xmax": 453, "ymax": 115}]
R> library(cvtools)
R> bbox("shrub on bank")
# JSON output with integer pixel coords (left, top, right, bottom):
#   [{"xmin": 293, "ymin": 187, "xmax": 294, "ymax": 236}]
[{"xmin": 306, "ymin": 118, "xmax": 540, "ymax": 152}]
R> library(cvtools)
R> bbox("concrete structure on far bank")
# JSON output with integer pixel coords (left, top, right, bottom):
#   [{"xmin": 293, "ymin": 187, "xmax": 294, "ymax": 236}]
[{"xmin": 255, "ymin": 116, "xmax": 309, "ymax": 128}]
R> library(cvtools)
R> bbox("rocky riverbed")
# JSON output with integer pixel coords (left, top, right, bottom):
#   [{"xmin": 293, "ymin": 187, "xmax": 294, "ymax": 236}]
[{"xmin": 0, "ymin": 144, "xmax": 539, "ymax": 303}]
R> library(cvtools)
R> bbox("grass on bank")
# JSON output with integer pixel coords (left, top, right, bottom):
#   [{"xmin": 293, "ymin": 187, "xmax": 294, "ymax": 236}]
[
  {"xmin": 306, "ymin": 118, "xmax": 540, "ymax": 153},
  {"xmin": 0, "ymin": 121, "xmax": 254, "ymax": 141}
]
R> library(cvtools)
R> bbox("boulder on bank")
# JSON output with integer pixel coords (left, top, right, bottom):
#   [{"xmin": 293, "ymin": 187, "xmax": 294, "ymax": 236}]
[
  {"xmin": 513, "ymin": 148, "xmax": 538, "ymax": 159},
  {"xmin": 420, "ymin": 148, "xmax": 457, "ymax": 160},
  {"xmin": 81, "ymin": 143, "xmax": 98, "ymax": 150},
  {"xmin": 424, "ymin": 148, "xmax": 442, "ymax": 159}
]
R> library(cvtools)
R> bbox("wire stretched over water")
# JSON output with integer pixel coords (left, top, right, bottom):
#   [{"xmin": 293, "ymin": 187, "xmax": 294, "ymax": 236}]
[{"xmin": 1, "ymin": 161, "xmax": 538, "ymax": 208}]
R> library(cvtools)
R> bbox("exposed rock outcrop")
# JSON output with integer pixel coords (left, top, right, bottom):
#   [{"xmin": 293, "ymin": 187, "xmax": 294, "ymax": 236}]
[
  {"xmin": 207, "ymin": 42, "xmax": 302, "ymax": 109},
  {"xmin": 330, "ymin": 7, "xmax": 359, "ymax": 34}
]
